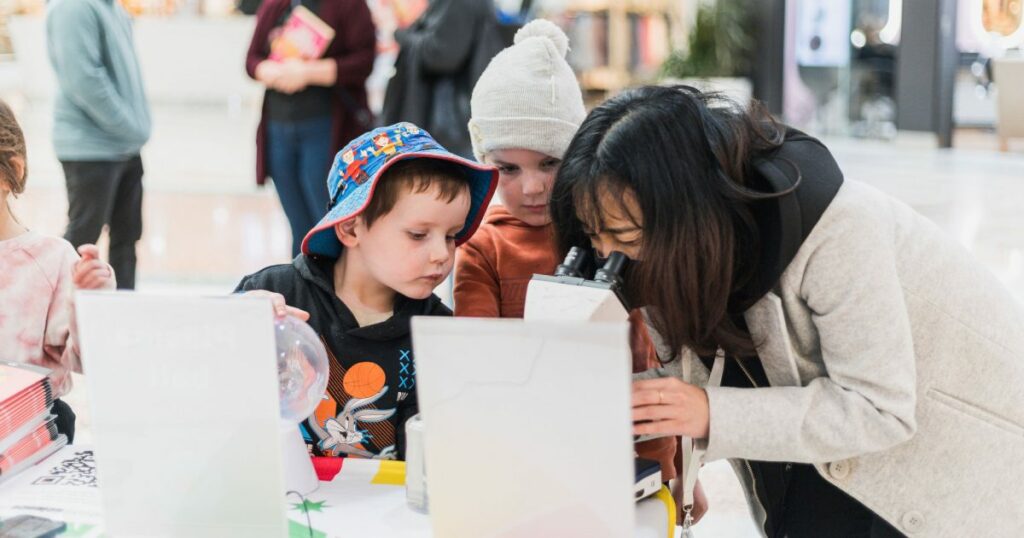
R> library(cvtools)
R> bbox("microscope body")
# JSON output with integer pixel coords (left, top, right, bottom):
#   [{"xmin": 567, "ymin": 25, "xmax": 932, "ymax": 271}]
[
  {"xmin": 523, "ymin": 248, "xmax": 630, "ymax": 324},
  {"xmin": 524, "ymin": 275, "xmax": 629, "ymax": 322}
]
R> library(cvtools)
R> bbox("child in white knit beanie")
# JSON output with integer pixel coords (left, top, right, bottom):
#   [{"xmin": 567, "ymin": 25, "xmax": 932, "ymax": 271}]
[
  {"xmin": 454, "ymin": 19, "xmax": 585, "ymax": 319},
  {"xmin": 452, "ymin": 20, "xmax": 682, "ymax": 495}
]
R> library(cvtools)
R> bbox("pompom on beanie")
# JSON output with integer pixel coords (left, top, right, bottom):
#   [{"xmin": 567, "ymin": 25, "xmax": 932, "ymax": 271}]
[{"xmin": 468, "ymin": 19, "xmax": 586, "ymax": 162}]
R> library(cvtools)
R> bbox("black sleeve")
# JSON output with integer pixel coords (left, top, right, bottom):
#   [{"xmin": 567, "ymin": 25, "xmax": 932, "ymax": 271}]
[
  {"xmin": 234, "ymin": 272, "xmax": 272, "ymax": 294},
  {"xmin": 233, "ymin": 264, "xmax": 290, "ymax": 294},
  {"xmin": 233, "ymin": 275, "xmax": 254, "ymax": 293}
]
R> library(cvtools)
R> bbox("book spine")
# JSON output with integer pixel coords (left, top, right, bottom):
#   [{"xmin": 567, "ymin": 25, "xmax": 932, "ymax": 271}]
[
  {"xmin": 0, "ymin": 418, "xmax": 59, "ymax": 475},
  {"xmin": 0, "ymin": 382, "xmax": 54, "ymax": 440}
]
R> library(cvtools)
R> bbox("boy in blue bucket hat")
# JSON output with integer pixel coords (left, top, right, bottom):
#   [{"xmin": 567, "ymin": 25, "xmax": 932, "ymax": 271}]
[{"xmin": 237, "ymin": 123, "xmax": 496, "ymax": 460}]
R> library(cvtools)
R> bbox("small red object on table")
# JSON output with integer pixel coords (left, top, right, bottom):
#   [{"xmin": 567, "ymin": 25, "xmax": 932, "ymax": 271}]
[{"xmin": 312, "ymin": 456, "xmax": 345, "ymax": 481}]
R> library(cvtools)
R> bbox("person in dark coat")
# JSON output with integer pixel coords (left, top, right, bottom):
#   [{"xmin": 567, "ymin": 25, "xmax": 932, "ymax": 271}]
[{"xmin": 382, "ymin": 0, "xmax": 505, "ymax": 159}]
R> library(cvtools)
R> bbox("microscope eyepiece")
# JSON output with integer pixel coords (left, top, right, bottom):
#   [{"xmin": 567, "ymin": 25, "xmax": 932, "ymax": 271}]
[
  {"xmin": 593, "ymin": 251, "xmax": 627, "ymax": 288},
  {"xmin": 554, "ymin": 246, "xmax": 589, "ymax": 278}
]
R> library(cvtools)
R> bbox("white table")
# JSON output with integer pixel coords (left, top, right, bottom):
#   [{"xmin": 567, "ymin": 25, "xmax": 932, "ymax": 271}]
[{"xmin": 0, "ymin": 446, "xmax": 675, "ymax": 537}]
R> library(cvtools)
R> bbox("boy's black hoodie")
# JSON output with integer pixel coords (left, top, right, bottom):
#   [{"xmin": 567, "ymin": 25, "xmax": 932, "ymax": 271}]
[{"xmin": 236, "ymin": 254, "xmax": 450, "ymax": 460}]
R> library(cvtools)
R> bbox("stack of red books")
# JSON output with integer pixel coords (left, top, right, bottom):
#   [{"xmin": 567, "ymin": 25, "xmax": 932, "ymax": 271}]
[{"xmin": 0, "ymin": 361, "xmax": 67, "ymax": 485}]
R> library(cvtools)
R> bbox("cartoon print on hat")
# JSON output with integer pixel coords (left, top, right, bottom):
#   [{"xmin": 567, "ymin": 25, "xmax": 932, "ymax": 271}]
[
  {"xmin": 301, "ymin": 122, "xmax": 498, "ymax": 258},
  {"xmin": 339, "ymin": 149, "xmax": 369, "ymax": 196}
]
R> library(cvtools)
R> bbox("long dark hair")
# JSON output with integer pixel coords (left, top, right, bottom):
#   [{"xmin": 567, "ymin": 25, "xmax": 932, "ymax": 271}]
[{"xmin": 551, "ymin": 85, "xmax": 793, "ymax": 360}]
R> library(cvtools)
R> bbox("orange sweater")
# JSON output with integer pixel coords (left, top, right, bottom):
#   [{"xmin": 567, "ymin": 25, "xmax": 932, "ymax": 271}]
[{"xmin": 454, "ymin": 205, "xmax": 677, "ymax": 480}]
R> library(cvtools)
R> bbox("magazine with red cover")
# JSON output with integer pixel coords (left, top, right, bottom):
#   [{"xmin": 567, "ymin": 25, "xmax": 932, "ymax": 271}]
[
  {"xmin": 0, "ymin": 409, "xmax": 50, "ymax": 455},
  {"xmin": 0, "ymin": 361, "xmax": 49, "ymax": 403},
  {"xmin": 269, "ymin": 5, "xmax": 336, "ymax": 61},
  {"xmin": 0, "ymin": 417, "xmax": 64, "ymax": 484},
  {"xmin": 0, "ymin": 363, "xmax": 54, "ymax": 446},
  {"xmin": 0, "ymin": 384, "xmax": 53, "ymax": 431}
]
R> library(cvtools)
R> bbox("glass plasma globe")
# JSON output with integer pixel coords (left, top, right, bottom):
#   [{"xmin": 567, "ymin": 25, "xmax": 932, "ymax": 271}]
[{"xmin": 275, "ymin": 315, "xmax": 329, "ymax": 423}]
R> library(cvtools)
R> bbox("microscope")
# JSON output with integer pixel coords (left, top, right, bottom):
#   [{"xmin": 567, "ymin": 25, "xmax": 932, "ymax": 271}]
[
  {"xmin": 524, "ymin": 247, "xmax": 662, "ymax": 502},
  {"xmin": 523, "ymin": 247, "xmax": 631, "ymax": 322}
]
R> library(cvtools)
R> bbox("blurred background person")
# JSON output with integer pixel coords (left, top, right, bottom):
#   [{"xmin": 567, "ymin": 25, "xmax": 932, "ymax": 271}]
[
  {"xmin": 45, "ymin": 0, "xmax": 152, "ymax": 290},
  {"xmin": 246, "ymin": 0, "xmax": 376, "ymax": 258},
  {"xmin": 382, "ymin": 0, "xmax": 507, "ymax": 158}
]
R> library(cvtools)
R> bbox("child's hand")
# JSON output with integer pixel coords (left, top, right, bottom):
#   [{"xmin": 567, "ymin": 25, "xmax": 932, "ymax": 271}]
[
  {"xmin": 243, "ymin": 290, "xmax": 311, "ymax": 321},
  {"xmin": 73, "ymin": 244, "xmax": 115, "ymax": 290}
]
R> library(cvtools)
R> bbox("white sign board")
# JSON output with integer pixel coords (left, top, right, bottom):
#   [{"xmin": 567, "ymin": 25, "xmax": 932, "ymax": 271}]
[
  {"xmin": 75, "ymin": 293, "xmax": 287, "ymax": 538},
  {"xmin": 412, "ymin": 317, "xmax": 635, "ymax": 538}
]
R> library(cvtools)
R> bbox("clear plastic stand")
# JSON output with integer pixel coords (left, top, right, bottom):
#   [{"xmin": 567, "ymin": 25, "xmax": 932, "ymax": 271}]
[
  {"xmin": 405, "ymin": 414, "xmax": 428, "ymax": 513},
  {"xmin": 281, "ymin": 423, "xmax": 318, "ymax": 496}
]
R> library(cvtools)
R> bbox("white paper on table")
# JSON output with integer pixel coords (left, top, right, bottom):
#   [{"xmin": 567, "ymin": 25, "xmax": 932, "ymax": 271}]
[
  {"xmin": 0, "ymin": 447, "xmax": 671, "ymax": 538},
  {"xmin": 0, "ymin": 446, "xmax": 104, "ymax": 536},
  {"xmin": 296, "ymin": 464, "xmax": 431, "ymax": 538},
  {"xmin": 411, "ymin": 318, "xmax": 636, "ymax": 538}
]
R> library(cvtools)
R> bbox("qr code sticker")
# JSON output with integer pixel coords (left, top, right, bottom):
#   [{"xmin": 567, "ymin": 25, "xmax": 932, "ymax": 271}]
[{"xmin": 32, "ymin": 450, "xmax": 96, "ymax": 487}]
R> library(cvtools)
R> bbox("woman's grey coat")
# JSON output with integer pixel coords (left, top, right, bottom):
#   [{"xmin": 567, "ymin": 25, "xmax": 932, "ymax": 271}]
[{"xmin": 639, "ymin": 179, "xmax": 1024, "ymax": 537}]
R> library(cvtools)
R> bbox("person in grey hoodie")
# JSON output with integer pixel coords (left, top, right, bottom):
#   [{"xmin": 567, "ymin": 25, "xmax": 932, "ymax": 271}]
[{"xmin": 46, "ymin": 0, "xmax": 152, "ymax": 289}]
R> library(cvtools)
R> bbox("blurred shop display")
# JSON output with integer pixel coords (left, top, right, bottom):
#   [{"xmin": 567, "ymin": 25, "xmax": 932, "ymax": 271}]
[
  {"xmin": 658, "ymin": 0, "xmax": 754, "ymax": 106},
  {"xmin": 848, "ymin": 0, "xmax": 897, "ymax": 139},
  {"xmin": 785, "ymin": 0, "xmax": 1022, "ymax": 145},
  {"xmin": 956, "ymin": 0, "xmax": 1023, "ymax": 130},
  {"xmin": 993, "ymin": 55, "xmax": 1024, "ymax": 150},
  {"xmin": 979, "ymin": 0, "xmax": 1023, "ymax": 37},
  {"xmin": 790, "ymin": 0, "xmax": 852, "ymax": 136},
  {"xmin": 661, "ymin": 0, "xmax": 750, "ymax": 77},
  {"xmin": 7, "ymin": 6, "xmax": 262, "ymax": 104},
  {"xmin": 11, "ymin": 0, "xmax": 239, "ymax": 16},
  {"xmin": 975, "ymin": 0, "xmax": 1024, "ymax": 150},
  {"xmin": 543, "ymin": 0, "xmax": 682, "ymax": 103},
  {"xmin": 0, "ymin": 0, "xmax": 40, "ymax": 55},
  {"xmin": 795, "ymin": 0, "xmax": 851, "ymax": 67}
]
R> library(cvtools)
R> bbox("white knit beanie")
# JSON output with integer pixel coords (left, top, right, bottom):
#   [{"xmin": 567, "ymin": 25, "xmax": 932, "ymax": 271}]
[{"xmin": 469, "ymin": 19, "xmax": 586, "ymax": 162}]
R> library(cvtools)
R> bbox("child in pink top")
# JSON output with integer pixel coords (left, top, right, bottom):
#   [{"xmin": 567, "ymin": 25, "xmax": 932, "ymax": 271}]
[{"xmin": 0, "ymin": 101, "xmax": 114, "ymax": 441}]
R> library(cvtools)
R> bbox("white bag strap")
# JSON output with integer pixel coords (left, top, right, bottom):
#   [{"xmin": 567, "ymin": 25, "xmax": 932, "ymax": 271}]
[{"xmin": 678, "ymin": 348, "xmax": 725, "ymax": 530}]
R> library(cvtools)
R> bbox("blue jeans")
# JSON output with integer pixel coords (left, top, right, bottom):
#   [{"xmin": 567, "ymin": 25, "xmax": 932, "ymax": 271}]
[{"xmin": 267, "ymin": 117, "xmax": 333, "ymax": 257}]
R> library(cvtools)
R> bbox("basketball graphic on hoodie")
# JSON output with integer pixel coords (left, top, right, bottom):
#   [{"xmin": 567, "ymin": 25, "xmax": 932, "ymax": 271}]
[{"xmin": 343, "ymin": 361, "xmax": 387, "ymax": 399}]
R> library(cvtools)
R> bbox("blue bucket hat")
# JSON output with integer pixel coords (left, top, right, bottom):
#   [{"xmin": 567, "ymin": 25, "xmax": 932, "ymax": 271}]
[{"xmin": 301, "ymin": 122, "xmax": 498, "ymax": 258}]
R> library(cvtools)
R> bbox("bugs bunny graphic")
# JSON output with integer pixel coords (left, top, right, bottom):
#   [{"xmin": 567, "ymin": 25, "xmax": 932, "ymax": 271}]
[{"xmin": 313, "ymin": 386, "xmax": 396, "ymax": 458}]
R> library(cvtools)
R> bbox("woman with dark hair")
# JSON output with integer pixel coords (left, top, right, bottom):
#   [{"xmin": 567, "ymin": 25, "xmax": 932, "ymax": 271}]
[{"xmin": 550, "ymin": 85, "xmax": 1024, "ymax": 537}]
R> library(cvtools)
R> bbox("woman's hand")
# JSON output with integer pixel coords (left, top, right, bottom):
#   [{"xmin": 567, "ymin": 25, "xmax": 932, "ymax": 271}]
[
  {"xmin": 72, "ymin": 245, "xmax": 115, "ymax": 290},
  {"xmin": 242, "ymin": 290, "xmax": 310, "ymax": 321},
  {"xmin": 255, "ymin": 60, "xmax": 284, "ymax": 87},
  {"xmin": 632, "ymin": 377, "xmax": 710, "ymax": 439},
  {"xmin": 271, "ymin": 59, "xmax": 310, "ymax": 94}
]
